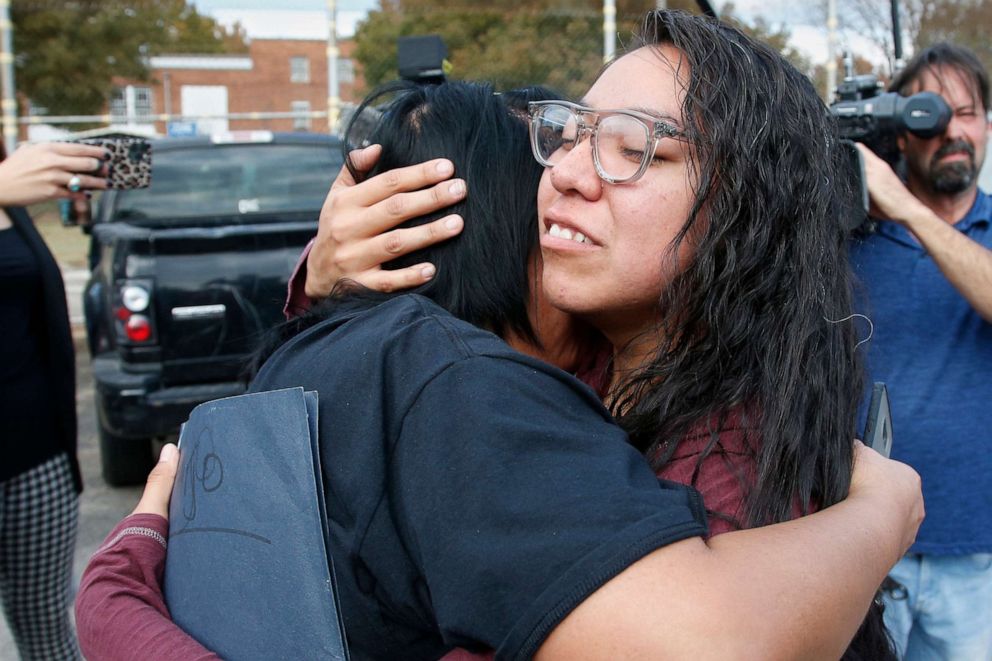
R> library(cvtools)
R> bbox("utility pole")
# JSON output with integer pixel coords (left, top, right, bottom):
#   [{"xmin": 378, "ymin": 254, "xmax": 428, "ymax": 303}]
[
  {"xmin": 603, "ymin": 0, "xmax": 616, "ymax": 63},
  {"xmin": 326, "ymin": 0, "xmax": 340, "ymax": 135},
  {"xmin": 890, "ymin": 0, "xmax": 904, "ymax": 74},
  {"xmin": 825, "ymin": 0, "xmax": 838, "ymax": 101},
  {"xmin": 0, "ymin": 0, "xmax": 17, "ymax": 153}
]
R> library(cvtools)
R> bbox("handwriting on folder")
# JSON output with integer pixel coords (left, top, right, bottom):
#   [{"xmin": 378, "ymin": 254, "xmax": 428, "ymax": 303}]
[
  {"xmin": 172, "ymin": 423, "xmax": 272, "ymax": 545},
  {"xmin": 165, "ymin": 387, "xmax": 348, "ymax": 661}
]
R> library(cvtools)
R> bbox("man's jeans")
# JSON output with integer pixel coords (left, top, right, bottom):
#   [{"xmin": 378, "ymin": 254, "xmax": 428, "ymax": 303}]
[{"xmin": 883, "ymin": 552, "xmax": 992, "ymax": 660}]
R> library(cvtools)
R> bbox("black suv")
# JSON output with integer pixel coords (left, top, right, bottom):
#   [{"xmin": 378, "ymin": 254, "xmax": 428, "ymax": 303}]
[{"xmin": 84, "ymin": 132, "xmax": 342, "ymax": 485}]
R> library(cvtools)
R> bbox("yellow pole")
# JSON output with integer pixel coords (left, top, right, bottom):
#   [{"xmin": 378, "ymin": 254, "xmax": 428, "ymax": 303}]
[
  {"xmin": 327, "ymin": 0, "xmax": 340, "ymax": 135},
  {"xmin": 0, "ymin": 0, "xmax": 18, "ymax": 152},
  {"xmin": 603, "ymin": 0, "xmax": 616, "ymax": 63}
]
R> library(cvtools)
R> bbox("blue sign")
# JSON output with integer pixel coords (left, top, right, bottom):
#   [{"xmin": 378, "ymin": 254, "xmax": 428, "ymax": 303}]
[{"xmin": 167, "ymin": 121, "xmax": 198, "ymax": 137}]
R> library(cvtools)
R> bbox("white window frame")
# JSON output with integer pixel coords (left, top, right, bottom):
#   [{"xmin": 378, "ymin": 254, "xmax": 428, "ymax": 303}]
[
  {"xmin": 337, "ymin": 58, "xmax": 355, "ymax": 84},
  {"xmin": 292, "ymin": 100, "xmax": 311, "ymax": 130},
  {"xmin": 110, "ymin": 85, "xmax": 154, "ymax": 125},
  {"xmin": 290, "ymin": 56, "xmax": 310, "ymax": 83}
]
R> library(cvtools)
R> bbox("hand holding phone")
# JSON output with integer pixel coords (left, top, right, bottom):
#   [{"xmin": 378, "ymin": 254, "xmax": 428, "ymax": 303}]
[{"xmin": 0, "ymin": 141, "xmax": 106, "ymax": 207}]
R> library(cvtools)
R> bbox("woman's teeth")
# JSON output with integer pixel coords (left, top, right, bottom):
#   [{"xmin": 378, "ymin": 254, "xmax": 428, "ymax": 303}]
[{"xmin": 549, "ymin": 223, "xmax": 591, "ymax": 245}]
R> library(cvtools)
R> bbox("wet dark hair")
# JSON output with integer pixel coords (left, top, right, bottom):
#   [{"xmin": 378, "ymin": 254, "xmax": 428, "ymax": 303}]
[
  {"xmin": 890, "ymin": 41, "xmax": 989, "ymax": 112},
  {"xmin": 258, "ymin": 81, "xmax": 556, "ymax": 370},
  {"xmin": 337, "ymin": 80, "xmax": 553, "ymax": 342},
  {"xmin": 611, "ymin": 11, "xmax": 891, "ymax": 659}
]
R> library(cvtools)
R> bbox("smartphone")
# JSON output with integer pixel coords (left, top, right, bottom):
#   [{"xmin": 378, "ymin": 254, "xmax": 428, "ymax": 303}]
[
  {"xmin": 839, "ymin": 139, "xmax": 870, "ymax": 232},
  {"xmin": 863, "ymin": 382, "xmax": 893, "ymax": 458},
  {"xmin": 78, "ymin": 136, "xmax": 152, "ymax": 189}
]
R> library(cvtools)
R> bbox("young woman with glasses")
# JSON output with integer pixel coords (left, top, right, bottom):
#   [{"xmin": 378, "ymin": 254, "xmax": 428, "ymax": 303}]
[{"xmin": 77, "ymin": 11, "xmax": 919, "ymax": 660}]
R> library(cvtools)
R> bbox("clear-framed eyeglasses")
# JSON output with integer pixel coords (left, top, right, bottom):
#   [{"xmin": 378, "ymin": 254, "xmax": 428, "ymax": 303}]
[{"xmin": 528, "ymin": 100, "xmax": 684, "ymax": 185}]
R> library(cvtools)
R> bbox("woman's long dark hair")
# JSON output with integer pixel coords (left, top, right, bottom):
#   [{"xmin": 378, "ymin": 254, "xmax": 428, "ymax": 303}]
[
  {"xmin": 258, "ymin": 81, "xmax": 555, "ymax": 367},
  {"xmin": 339, "ymin": 81, "xmax": 551, "ymax": 343},
  {"xmin": 609, "ymin": 10, "xmax": 891, "ymax": 659}
]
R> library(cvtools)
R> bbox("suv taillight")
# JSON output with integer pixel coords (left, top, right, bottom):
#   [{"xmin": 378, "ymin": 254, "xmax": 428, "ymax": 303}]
[{"xmin": 113, "ymin": 279, "xmax": 157, "ymax": 344}]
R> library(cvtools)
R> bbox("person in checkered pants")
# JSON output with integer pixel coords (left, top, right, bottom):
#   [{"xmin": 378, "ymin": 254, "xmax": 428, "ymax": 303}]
[{"xmin": 0, "ymin": 141, "xmax": 109, "ymax": 659}]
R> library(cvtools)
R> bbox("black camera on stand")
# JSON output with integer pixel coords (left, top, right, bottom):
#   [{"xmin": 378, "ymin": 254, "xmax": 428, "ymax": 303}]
[{"xmin": 398, "ymin": 35, "xmax": 448, "ymax": 85}]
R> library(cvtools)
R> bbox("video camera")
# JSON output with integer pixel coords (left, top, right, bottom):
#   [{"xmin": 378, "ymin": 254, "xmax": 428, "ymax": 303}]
[
  {"xmin": 831, "ymin": 73, "xmax": 952, "ymax": 152},
  {"xmin": 829, "ymin": 57, "xmax": 952, "ymax": 228}
]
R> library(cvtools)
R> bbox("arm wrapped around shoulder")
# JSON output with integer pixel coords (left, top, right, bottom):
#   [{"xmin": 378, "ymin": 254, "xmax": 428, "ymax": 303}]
[
  {"xmin": 391, "ymin": 354, "xmax": 709, "ymax": 657},
  {"xmin": 75, "ymin": 514, "xmax": 221, "ymax": 661}
]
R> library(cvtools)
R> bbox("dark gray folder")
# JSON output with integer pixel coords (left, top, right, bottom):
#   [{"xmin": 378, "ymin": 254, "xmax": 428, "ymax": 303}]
[{"xmin": 164, "ymin": 387, "xmax": 348, "ymax": 660}]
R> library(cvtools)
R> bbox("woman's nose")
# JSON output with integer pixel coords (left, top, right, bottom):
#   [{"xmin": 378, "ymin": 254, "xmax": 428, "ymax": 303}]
[{"xmin": 549, "ymin": 134, "xmax": 603, "ymax": 200}]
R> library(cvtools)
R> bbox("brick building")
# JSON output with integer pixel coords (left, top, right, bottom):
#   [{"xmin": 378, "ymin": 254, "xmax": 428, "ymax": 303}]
[{"xmin": 108, "ymin": 37, "xmax": 362, "ymax": 137}]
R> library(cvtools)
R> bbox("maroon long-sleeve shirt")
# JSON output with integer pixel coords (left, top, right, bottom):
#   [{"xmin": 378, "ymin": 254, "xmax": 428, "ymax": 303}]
[{"xmin": 76, "ymin": 244, "xmax": 768, "ymax": 659}]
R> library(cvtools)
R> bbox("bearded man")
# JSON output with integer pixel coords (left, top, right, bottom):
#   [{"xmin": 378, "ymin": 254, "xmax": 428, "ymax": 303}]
[{"xmin": 851, "ymin": 42, "xmax": 992, "ymax": 660}]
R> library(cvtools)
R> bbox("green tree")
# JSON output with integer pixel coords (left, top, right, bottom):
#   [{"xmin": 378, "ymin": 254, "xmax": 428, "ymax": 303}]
[
  {"xmin": 12, "ymin": 0, "xmax": 247, "ymax": 117},
  {"xmin": 353, "ymin": 1, "xmax": 809, "ymax": 100},
  {"xmin": 820, "ymin": 0, "xmax": 992, "ymax": 80},
  {"xmin": 914, "ymin": 0, "xmax": 992, "ymax": 80},
  {"xmin": 354, "ymin": 1, "xmax": 724, "ymax": 99},
  {"xmin": 719, "ymin": 4, "xmax": 811, "ymax": 75},
  {"xmin": 809, "ymin": 53, "xmax": 882, "ymax": 103}
]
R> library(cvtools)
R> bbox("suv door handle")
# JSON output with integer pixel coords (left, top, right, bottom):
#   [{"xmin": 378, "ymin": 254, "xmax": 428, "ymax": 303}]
[{"xmin": 172, "ymin": 304, "xmax": 227, "ymax": 320}]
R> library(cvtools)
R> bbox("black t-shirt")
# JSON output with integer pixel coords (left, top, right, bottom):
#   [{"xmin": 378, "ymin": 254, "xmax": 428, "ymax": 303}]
[
  {"xmin": 251, "ymin": 295, "xmax": 708, "ymax": 660},
  {"xmin": 0, "ymin": 225, "xmax": 60, "ymax": 481}
]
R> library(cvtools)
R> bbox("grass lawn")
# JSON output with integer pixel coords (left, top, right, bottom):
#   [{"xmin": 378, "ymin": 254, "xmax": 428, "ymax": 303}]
[{"xmin": 27, "ymin": 199, "xmax": 91, "ymax": 269}]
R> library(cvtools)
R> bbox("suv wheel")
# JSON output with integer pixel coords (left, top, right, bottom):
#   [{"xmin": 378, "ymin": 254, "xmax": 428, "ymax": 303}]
[{"xmin": 98, "ymin": 424, "xmax": 155, "ymax": 487}]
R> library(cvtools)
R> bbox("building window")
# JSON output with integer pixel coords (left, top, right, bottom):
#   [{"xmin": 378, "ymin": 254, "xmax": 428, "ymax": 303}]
[
  {"xmin": 110, "ymin": 89, "xmax": 127, "ymax": 119},
  {"xmin": 336, "ymin": 58, "xmax": 355, "ymax": 84},
  {"xmin": 134, "ymin": 87, "xmax": 154, "ymax": 116},
  {"xmin": 110, "ymin": 85, "xmax": 154, "ymax": 121},
  {"xmin": 27, "ymin": 100, "xmax": 48, "ymax": 116},
  {"xmin": 292, "ymin": 100, "xmax": 311, "ymax": 130},
  {"xmin": 290, "ymin": 56, "xmax": 310, "ymax": 83}
]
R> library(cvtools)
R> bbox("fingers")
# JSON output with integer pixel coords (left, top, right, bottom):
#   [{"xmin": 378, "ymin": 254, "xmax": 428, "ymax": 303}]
[
  {"xmin": 853, "ymin": 143, "xmax": 916, "ymax": 221},
  {"xmin": 62, "ymin": 172, "xmax": 109, "ymax": 191},
  {"xmin": 307, "ymin": 154, "xmax": 466, "ymax": 300},
  {"xmin": 27, "ymin": 141, "xmax": 107, "ymax": 168},
  {"xmin": 855, "ymin": 143, "xmax": 898, "ymax": 182},
  {"xmin": 325, "ymin": 213, "xmax": 464, "ymax": 280},
  {"xmin": 854, "ymin": 142, "xmax": 881, "ymax": 162},
  {"xmin": 320, "ymin": 176, "xmax": 466, "ymax": 247},
  {"xmin": 367, "ymin": 178, "xmax": 466, "ymax": 232},
  {"xmin": 48, "ymin": 141, "xmax": 109, "ymax": 160},
  {"xmin": 132, "ymin": 443, "xmax": 179, "ymax": 519},
  {"xmin": 329, "ymin": 144, "xmax": 382, "ymax": 191},
  {"xmin": 354, "ymin": 263, "xmax": 438, "ymax": 293},
  {"xmin": 60, "ymin": 155, "xmax": 108, "ymax": 175},
  {"xmin": 37, "ymin": 144, "xmax": 109, "ymax": 189},
  {"xmin": 375, "ymin": 213, "xmax": 464, "ymax": 259},
  {"xmin": 305, "ymin": 214, "xmax": 463, "ymax": 299},
  {"xmin": 349, "ymin": 158, "xmax": 457, "ymax": 208},
  {"xmin": 350, "ymin": 143, "xmax": 382, "ymax": 174}
]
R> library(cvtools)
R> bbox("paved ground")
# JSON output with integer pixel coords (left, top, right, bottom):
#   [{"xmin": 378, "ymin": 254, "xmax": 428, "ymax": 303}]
[{"xmin": 1, "ymin": 270, "xmax": 143, "ymax": 660}]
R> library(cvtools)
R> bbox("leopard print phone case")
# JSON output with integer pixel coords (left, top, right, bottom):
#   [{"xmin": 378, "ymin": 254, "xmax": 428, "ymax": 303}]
[{"xmin": 79, "ymin": 137, "xmax": 152, "ymax": 189}]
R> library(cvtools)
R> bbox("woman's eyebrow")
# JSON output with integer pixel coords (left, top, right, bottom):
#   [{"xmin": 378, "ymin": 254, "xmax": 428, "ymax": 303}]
[
  {"xmin": 631, "ymin": 106, "xmax": 684, "ymax": 129},
  {"xmin": 579, "ymin": 98, "xmax": 684, "ymax": 129}
]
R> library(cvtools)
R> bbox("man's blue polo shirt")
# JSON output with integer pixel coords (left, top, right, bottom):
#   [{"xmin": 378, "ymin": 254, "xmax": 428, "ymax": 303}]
[{"xmin": 850, "ymin": 189, "xmax": 992, "ymax": 555}]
